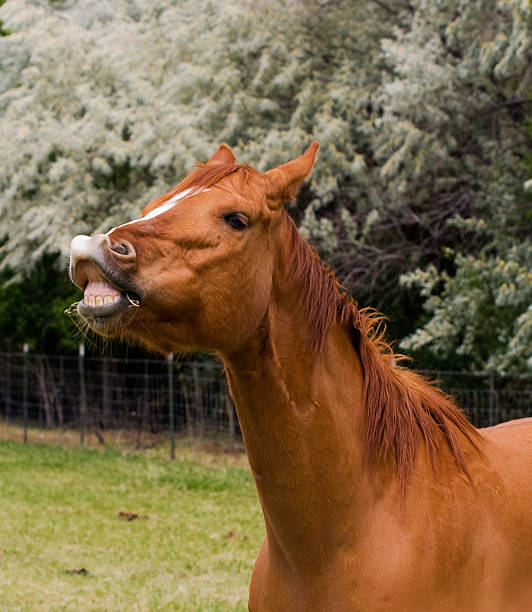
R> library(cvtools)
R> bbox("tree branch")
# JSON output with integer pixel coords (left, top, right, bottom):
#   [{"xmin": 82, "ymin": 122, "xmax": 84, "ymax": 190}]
[{"xmin": 367, "ymin": 0, "xmax": 399, "ymax": 15}]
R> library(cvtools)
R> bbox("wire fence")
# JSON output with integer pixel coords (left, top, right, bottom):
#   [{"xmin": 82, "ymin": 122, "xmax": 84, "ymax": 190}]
[
  {"xmin": 0, "ymin": 350, "xmax": 531, "ymax": 456},
  {"xmin": 0, "ymin": 349, "xmax": 237, "ymax": 455}
]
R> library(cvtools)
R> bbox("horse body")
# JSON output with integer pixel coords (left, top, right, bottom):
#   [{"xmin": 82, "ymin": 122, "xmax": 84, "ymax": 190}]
[
  {"xmin": 246, "ymin": 410, "xmax": 532, "ymax": 611},
  {"xmin": 226, "ymin": 246, "xmax": 532, "ymax": 611},
  {"xmin": 69, "ymin": 142, "xmax": 532, "ymax": 611}
]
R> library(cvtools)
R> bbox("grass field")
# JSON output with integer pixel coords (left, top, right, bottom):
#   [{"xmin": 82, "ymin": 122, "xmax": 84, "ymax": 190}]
[{"xmin": 0, "ymin": 436, "xmax": 264, "ymax": 611}]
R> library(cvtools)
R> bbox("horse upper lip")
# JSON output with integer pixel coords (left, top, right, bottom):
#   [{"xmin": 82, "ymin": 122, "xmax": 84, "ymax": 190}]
[{"xmin": 69, "ymin": 233, "xmax": 141, "ymax": 298}]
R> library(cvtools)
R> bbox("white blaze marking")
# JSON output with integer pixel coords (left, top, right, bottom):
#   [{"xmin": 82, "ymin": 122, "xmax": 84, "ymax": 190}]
[{"xmin": 106, "ymin": 188, "xmax": 208, "ymax": 236}]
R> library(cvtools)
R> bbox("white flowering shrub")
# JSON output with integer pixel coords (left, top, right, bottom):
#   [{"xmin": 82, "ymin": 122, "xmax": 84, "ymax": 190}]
[
  {"xmin": 401, "ymin": 246, "xmax": 532, "ymax": 373},
  {"xmin": 373, "ymin": 0, "xmax": 532, "ymax": 201},
  {"xmin": 383, "ymin": 0, "xmax": 532, "ymax": 373},
  {"xmin": 0, "ymin": 0, "xmax": 391, "ymax": 273},
  {"xmin": 0, "ymin": 0, "xmax": 531, "ymax": 370}
]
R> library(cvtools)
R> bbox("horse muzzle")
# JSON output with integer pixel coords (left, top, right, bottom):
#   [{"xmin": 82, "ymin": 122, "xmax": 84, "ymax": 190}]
[{"xmin": 69, "ymin": 233, "xmax": 141, "ymax": 329}]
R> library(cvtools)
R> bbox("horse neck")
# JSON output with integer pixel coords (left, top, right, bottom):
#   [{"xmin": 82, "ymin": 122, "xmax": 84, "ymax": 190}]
[{"xmin": 222, "ymin": 229, "xmax": 372, "ymax": 573}]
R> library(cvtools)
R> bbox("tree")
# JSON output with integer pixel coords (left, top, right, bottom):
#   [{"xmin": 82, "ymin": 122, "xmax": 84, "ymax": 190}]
[
  {"xmin": 0, "ymin": 0, "xmax": 400, "ymax": 352},
  {"xmin": 381, "ymin": 0, "xmax": 532, "ymax": 373},
  {"xmin": 0, "ymin": 0, "xmax": 394, "ymax": 276},
  {"xmin": 0, "ymin": 0, "xmax": 531, "ymax": 371},
  {"xmin": 0, "ymin": 253, "xmax": 79, "ymax": 352}
]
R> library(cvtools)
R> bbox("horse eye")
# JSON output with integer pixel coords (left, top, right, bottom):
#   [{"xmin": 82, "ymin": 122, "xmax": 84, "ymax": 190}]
[{"xmin": 223, "ymin": 213, "xmax": 248, "ymax": 231}]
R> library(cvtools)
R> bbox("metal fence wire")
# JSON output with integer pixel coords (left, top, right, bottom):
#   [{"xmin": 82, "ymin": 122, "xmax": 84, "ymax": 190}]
[
  {"xmin": 0, "ymin": 352, "xmax": 531, "ymax": 449},
  {"xmin": 0, "ymin": 351, "xmax": 238, "ymax": 448}
]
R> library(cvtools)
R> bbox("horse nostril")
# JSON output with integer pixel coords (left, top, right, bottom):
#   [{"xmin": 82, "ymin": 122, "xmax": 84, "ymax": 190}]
[
  {"xmin": 111, "ymin": 243, "xmax": 128, "ymax": 255},
  {"xmin": 109, "ymin": 240, "xmax": 135, "ymax": 258}
]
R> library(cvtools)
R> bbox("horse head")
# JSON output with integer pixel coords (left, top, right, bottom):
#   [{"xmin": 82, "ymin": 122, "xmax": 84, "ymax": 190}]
[{"xmin": 69, "ymin": 142, "xmax": 319, "ymax": 355}]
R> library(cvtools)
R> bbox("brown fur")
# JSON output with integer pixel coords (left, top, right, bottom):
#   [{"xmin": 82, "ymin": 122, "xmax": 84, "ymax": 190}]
[
  {"xmin": 150, "ymin": 163, "xmax": 478, "ymax": 488},
  {"xmin": 145, "ymin": 162, "xmax": 257, "ymax": 213},
  {"xmin": 151, "ymin": 161, "xmax": 481, "ymax": 488},
  {"xmin": 146, "ymin": 155, "xmax": 481, "ymax": 490}
]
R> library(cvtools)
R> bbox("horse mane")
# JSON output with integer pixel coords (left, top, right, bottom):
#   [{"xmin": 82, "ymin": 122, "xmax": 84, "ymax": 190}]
[{"xmin": 283, "ymin": 212, "xmax": 481, "ymax": 488}]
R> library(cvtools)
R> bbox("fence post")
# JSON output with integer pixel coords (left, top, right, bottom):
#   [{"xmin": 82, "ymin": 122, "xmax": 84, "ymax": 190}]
[
  {"xmin": 79, "ymin": 344, "xmax": 86, "ymax": 445},
  {"xmin": 4, "ymin": 355, "xmax": 10, "ymax": 426},
  {"xmin": 102, "ymin": 356, "xmax": 111, "ymax": 429},
  {"xmin": 57, "ymin": 355, "xmax": 64, "ymax": 428},
  {"xmin": 141, "ymin": 358, "xmax": 149, "ymax": 445},
  {"xmin": 167, "ymin": 353, "xmax": 175, "ymax": 460},
  {"xmin": 192, "ymin": 363, "xmax": 203, "ymax": 440},
  {"xmin": 489, "ymin": 371, "xmax": 495, "ymax": 427},
  {"xmin": 225, "ymin": 393, "xmax": 235, "ymax": 449},
  {"xmin": 22, "ymin": 343, "xmax": 29, "ymax": 444}
]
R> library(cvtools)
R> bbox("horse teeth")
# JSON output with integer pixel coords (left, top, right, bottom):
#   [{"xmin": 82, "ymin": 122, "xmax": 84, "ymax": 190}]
[{"xmin": 83, "ymin": 292, "xmax": 123, "ymax": 307}]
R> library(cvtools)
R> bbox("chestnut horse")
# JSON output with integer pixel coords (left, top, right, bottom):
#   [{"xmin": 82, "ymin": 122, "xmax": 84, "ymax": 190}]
[{"xmin": 69, "ymin": 143, "xmax": 532, "ymax": 611}]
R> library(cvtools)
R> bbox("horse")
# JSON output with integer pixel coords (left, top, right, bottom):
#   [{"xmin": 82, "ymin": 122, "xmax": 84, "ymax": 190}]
[{"xmin": 69, "ymin": 142, "xmax": 532, "ymax": 611}]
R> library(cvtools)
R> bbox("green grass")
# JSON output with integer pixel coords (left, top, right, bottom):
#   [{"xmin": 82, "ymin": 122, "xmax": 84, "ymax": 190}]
[{"xmin": 0, "ymin": 440, "xmax": 264, "ymax": 611}]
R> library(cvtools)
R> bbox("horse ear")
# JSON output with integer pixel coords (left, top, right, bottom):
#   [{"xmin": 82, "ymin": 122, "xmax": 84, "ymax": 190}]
[
  {"xmin": 207, "ymin": 143, "xmax": 236, "ymax": 165},
  {"xmin": 263, "ymin": 141, "xmax": 319, "ymax": 209}
]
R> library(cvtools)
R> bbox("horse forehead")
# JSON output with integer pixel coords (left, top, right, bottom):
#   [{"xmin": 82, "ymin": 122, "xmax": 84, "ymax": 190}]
[
  {"xmin": 141, "ymin": 187, "xmax": 204, "ymax": 217},
  {"xmin": 184, "ymin": 182, "xmax": 266, "ymax": 218},
  {"xmin": 108, "ymin": 183, "xmax": 266, "ymax": 237},
  {"xmin": 107, "ymin": 188, "xmax": 207, "ymax": 236}
]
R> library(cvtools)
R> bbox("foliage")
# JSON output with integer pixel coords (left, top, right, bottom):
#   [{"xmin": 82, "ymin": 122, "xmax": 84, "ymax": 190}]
[
  {"xmin": 0, "ymin": 253, "xmax": 79, "ymax": 352},
  {"xmin": 390, "ymin": 1, "xmax": 532, "ymax": 373},
  {"xmin": 0, "ymin": 0, "xmax": 392, "ymax": 274},
  {"xmin": 0, "ymin": 0, "xmax": 531, "ymax": 371},
  {"xmin": 0, "ymin": 0, "xmax": 9, "ymax": 35},
  {"xmin": 401, "ymin": 247, "xmax": 532, "ymax": 373}
]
